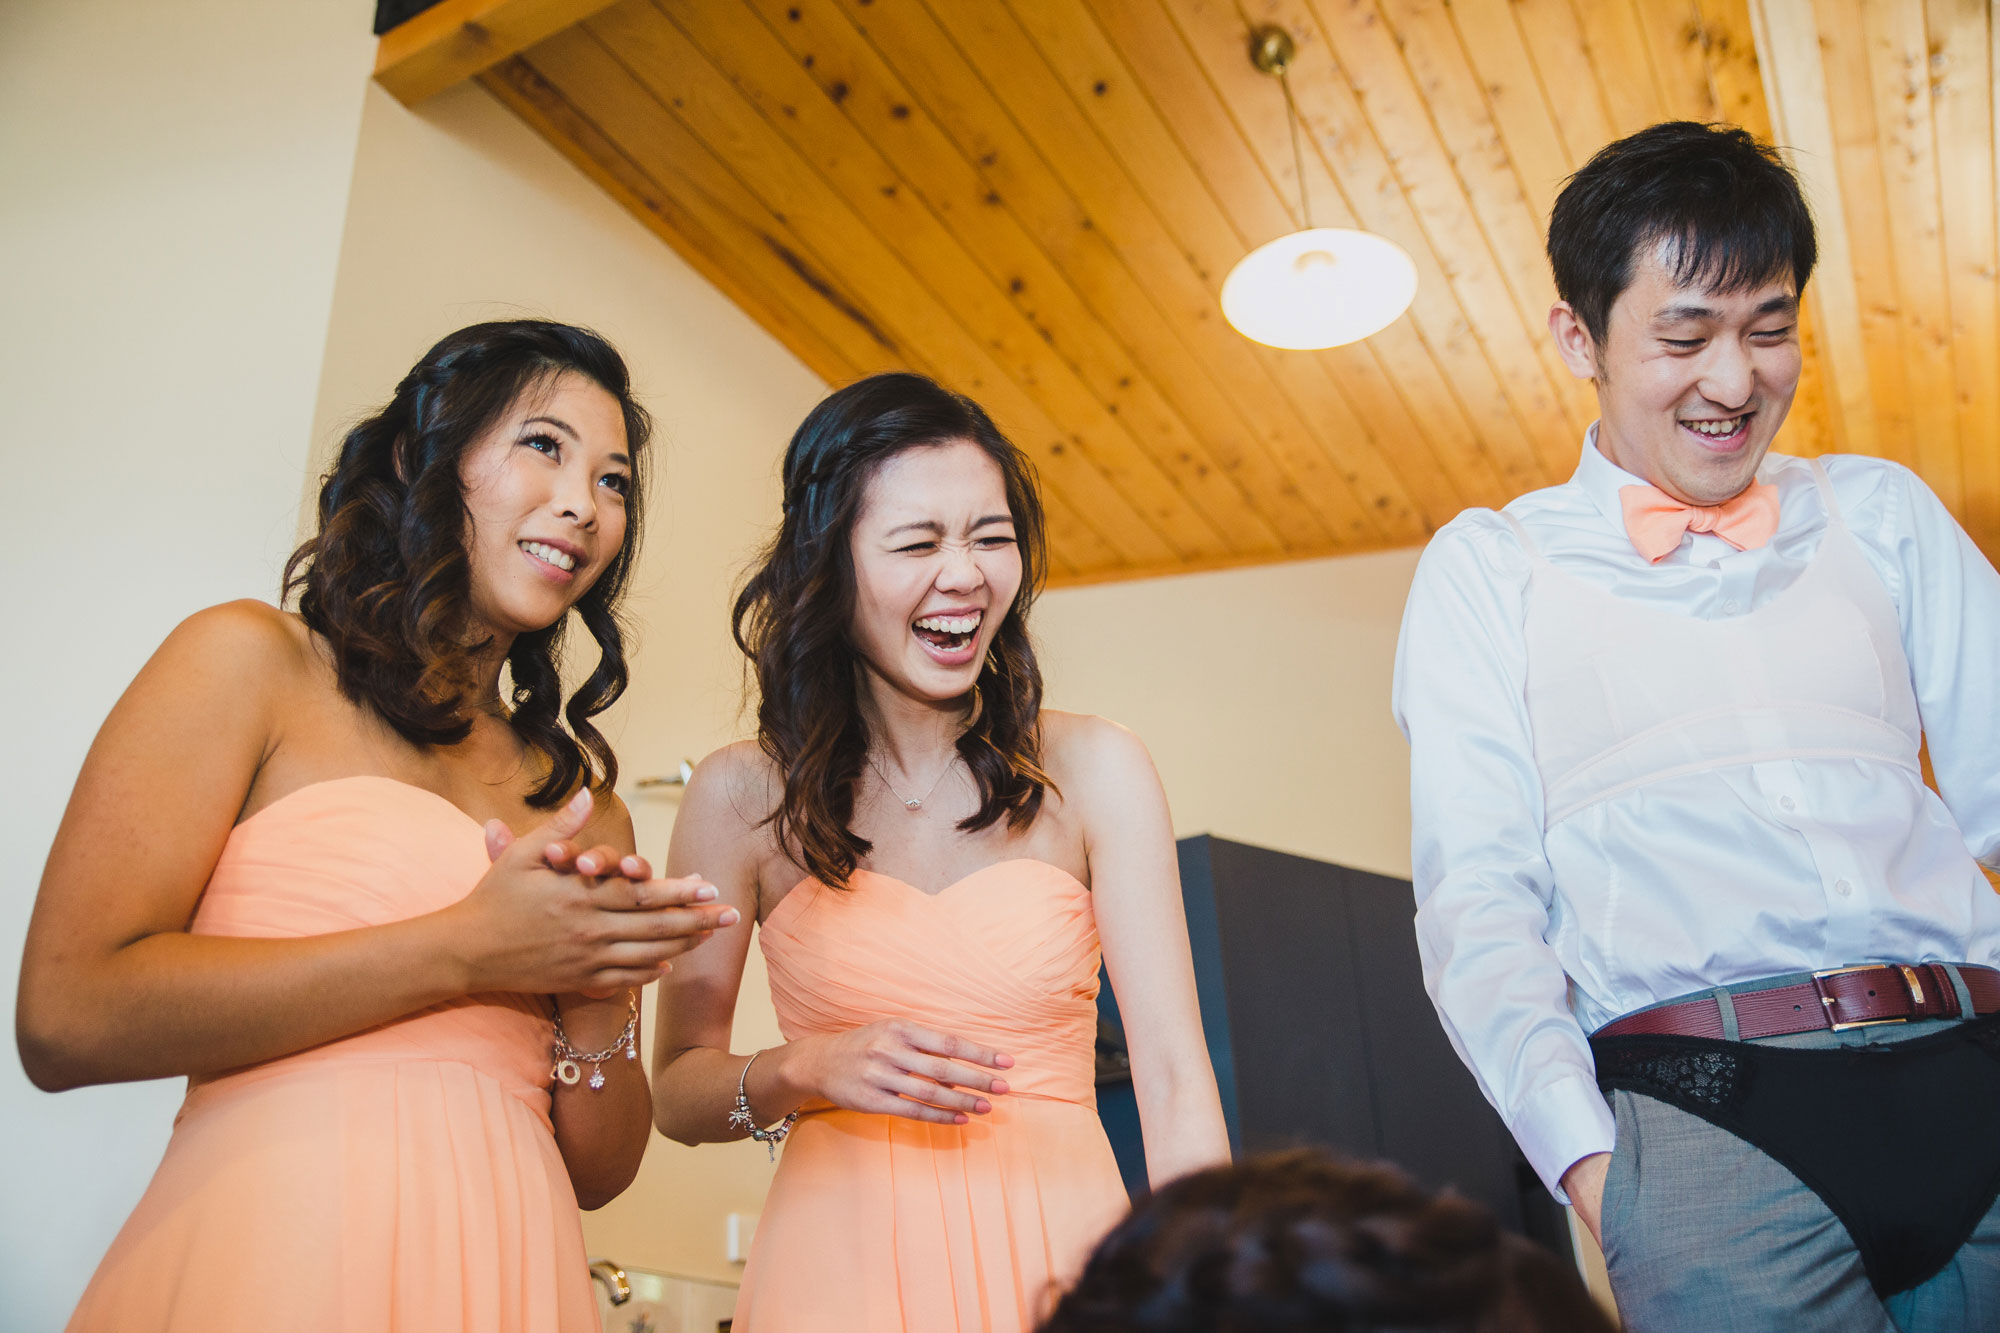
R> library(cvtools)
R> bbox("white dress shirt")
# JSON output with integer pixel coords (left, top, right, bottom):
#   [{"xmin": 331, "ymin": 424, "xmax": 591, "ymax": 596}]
[{"xmin": 1392, "ymin": 430, "xmax": 2000, "ymax": 1198}]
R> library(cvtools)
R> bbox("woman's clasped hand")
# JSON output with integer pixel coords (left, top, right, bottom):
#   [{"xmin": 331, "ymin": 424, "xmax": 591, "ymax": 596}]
[
  {"xmin": 768, "ymin": 1019, "xmax": 1015, "ymax": 1125},
  {"xmin": 468, "ymin": 787, "xmax": 739, "ymax": 998}
]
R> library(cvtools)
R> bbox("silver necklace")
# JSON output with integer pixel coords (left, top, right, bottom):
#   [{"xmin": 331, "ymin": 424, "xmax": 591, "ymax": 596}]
[{"xmin": 867, "ymin": 749, "xmax": 957, "ymax": 811}]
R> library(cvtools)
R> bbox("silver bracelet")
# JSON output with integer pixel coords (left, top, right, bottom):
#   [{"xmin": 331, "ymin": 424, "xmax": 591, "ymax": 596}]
[
  {"xmin": 550, "ymin": 991, "xmax": 638, "ymax": 1091},
  {"xmin": 727, "ymin": 1049, "xmax": 799, "ymax": 1160}
]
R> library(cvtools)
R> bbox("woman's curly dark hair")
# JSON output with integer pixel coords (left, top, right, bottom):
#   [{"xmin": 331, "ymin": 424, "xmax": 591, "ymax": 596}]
[
  {"xmin": 284, "ymin": 319, "xmax": 650, "ymax": 807},
  {"xmin": 733, "ymin": 372, "xmax": 1054, "ymax": 889},
  {"xmin": 1039, "ymin": 1150, "xmax": 1614, "ymax": 1333}
]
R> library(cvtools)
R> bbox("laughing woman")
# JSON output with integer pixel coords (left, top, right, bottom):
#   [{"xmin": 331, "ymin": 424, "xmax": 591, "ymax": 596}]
[
  {"xmin": 651, "ymin": 373, "xmax": 1231, "ymax": 1332},
  {"xmin": 17, "ymin": 321, "xmax": 737, "ymax": 1331}
]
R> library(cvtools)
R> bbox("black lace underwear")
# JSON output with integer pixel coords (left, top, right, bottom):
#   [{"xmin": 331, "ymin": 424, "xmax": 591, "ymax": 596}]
[{"xmin": 1592, "ymin": 1013, "xmax": 2000, "ymax": 1296}]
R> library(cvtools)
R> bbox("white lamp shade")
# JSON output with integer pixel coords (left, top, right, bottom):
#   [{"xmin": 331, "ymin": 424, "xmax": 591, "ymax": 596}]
[{"xmin": 1220, "ymin": 227, "xmax": 1418, "ymax": 350}]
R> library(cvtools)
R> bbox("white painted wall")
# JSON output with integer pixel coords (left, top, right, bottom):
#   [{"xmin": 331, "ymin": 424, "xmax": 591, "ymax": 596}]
[
  {"xmin": 0, "ymin": 2, "xmax": 375, "ymax": 1324},
  {"xmin": 1039, "ymin": 548, "xmax": 1420, "ymax": 879}
]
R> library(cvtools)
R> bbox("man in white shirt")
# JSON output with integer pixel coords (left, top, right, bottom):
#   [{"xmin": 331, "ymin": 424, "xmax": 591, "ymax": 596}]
[{"xmin": 1394, "ymin": 121, "xmax": 2000, "ymax": 1331}]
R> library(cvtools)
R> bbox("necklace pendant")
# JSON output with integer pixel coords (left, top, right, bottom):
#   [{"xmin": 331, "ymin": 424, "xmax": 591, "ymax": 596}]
[{"xmin": 904, "ymin": 798, "xmax": 923, "ymax": 810}]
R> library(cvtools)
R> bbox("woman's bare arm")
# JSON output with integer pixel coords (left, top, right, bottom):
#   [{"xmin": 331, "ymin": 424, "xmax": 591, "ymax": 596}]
[
  {"xmin": 17, "ymin": 602, "xmax": 728, "ymax": 1090},
  {"xmin": 1058, "ymin": 714, "xmax": 1232, "ymax": 1186},
  {"xmin": 649, "ymin": 745, "xmax": 788, "ymax": 1144},
  {"xmin": 547, "ymin": 795, "xmax": 734, "ymax": 1208}
]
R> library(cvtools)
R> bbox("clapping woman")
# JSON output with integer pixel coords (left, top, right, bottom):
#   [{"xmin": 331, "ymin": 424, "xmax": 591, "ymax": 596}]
[
  {"xmin": 651, "ymin": 372, "xmax": 1230, "ymax": 1331},
  {"xmin": 18, "ymin": 320, "xmax": 737, "ymax": 1331}
]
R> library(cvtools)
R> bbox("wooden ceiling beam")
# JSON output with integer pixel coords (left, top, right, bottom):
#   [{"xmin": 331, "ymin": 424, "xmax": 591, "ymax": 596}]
[
  {"xmin": 1217, "ymin": 0, "xmax": 1561, "ymax": 489},
  {"xmin": 1634, "ymin": 0, "xmax": 1724, "ymax": 121},
  {"xmin": 1073, "ymin": 0, "xmax": 1475, "ymax": 534},
  {"xmin": 498, "ymin": 39, "xmax": 1112, "ymax": 582},
  {"xmin": 584, "ymin": 2, "xmax": 1208, "ymax": 569},
  {"xmin": 517, "ymin": 31, "xmax": 911, "ymax": 373},
  {"xmin": 1698, "ymin": 0, "xmax": 1779, "ymax": 139},
  {"xmin": 1752, "ymin": 0, "xmax": 1881, "ymax": 461},
  {"xmin": 558, "ymin": 8, "xmax": 1182, "ymax": 572},
  {"xmin": 1860, "ymin": 0, "xmax": 1963, "ymax": 510},
  {"xmin": 739, "ymin": 0, "xmax": 1366, "ymax": 554},
  {"xmin": 479, "ymin": 56, "xmax": 867, "ymax": 389},
  {"xmin": 458, "ymin": 0, "xmax": 1998, "ymax": 580},
  {"xmin": 660, "ymin": 0, "xmax": 1295, "ymax": 561},
  {"xmin": 1925, "ymin": 0, "xmax": 1999, "ymax": 544},
  {"xmin": 872, "ymin": 0, "xmax": 1413, "ymax": 546},
  {"xmin": 1686, "ymin": 0, "xmax": 1842, "ymax": 462},
  {"xmin": 1510, "ymin": 0, "xmax": 1621, "ymax": 170},
  {"xmin": 1574, "ymin": 0, "xmax": 1674, "ymax": 137},
  {"xmin": 1152, "ymin": 0, "xmax": 1529, "ymax": 515},
  {"xmin": 845, "ymin": 0, "xmax": 1436, "ymax": 544},
  {"xmin": 1085, "ymin": 0, "xmax": 1489, "ymax": 529},
  {"xmin": 478, "ymin": 55, "xmax": 1105, "ymax": 583},
  {"xmin": 992, "ymin": 0, "xmax": 1416, "ymax": 545},
  {"xmin": 640, "ymin": 0, "xmax": 1258, "ymax": 565},
  {"xmin": 375, "ymin": 0, "xmax": 621, "ymax": 104},
  {"xmin": 492, "ymin": 40, "xmax": 1136, "ymax": 578},
  {"xmin": 1332, "ymin": 0, "xmax": 1597, "ymax": 448},
  {"xmin": 1818, "ymin": 0, "xmax": 1921, "ymax": 470},
  {"xmin": 1439, "ymin": 1, "xmax": 1576, "ymax": 226}
]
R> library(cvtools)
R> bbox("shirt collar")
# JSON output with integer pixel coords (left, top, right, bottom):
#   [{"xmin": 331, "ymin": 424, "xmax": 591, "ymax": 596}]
[
  {"xmin": 1568, "ymin": 422, "xmax": 1790, "ymax": 539},
  {"xmin": 1570, "ymin": 423, "xmax": 1651, "ymax": 530}
]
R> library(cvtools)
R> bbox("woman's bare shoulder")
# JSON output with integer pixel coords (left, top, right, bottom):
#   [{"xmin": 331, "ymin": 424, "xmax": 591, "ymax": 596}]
[
  {"xmin": 578, "ymin": 787, "xmax": 637, "ymax": 851},
  {"xmin": 1038, "ymin": 709, "xmax": 1152, "ymax": 782},
  {"xmin": 172, "ymin": 598, "xmax": 309, "ymax": 652},
  {"xmin": 150, "ymin": 600, "xmax": 315, "ymax": 702},
  {"xmin": 680, "ymin": 740, "xmax": 782, "ymax": 834}
]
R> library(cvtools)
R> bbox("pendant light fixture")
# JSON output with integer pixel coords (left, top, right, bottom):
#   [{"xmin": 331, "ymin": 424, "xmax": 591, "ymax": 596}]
[{"xmin": 1220, "ymin": 26, "xmax": 1417, "ymax": 351}]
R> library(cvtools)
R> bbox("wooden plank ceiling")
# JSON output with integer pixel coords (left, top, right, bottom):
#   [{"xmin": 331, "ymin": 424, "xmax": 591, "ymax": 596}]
[{"xmin": 442, "ymin": 0, "xmax": 1999, "ymax": 583}]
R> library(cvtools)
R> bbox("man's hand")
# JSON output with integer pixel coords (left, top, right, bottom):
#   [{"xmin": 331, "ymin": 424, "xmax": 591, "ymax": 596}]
[{"xmin": 1563, "ymin": 1151, "xmax": 1613, "ymax": 1246}]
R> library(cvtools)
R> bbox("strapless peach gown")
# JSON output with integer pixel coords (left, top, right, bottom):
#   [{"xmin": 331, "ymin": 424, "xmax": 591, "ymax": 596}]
[
  {"xmin": 734, "ymin": 860, "xmax": 1130, "ymax": 1332},
  {"xmin": 67, "ymin": 777, "xmax": 597, "ymax": 1333}
]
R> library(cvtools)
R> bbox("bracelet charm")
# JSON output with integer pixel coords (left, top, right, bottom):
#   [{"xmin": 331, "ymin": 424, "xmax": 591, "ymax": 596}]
[
  {"xmin": 730, "ymin": 1050, "xmax": 800, "ymax": 1160},
  {"xmin": 551, "ymin": 991, "xmax": 638, "ymax": 1092}
]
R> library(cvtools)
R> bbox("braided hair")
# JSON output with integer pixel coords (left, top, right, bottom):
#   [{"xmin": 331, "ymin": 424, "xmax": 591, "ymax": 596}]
[{"xmin": 284, "ymin": 319, "xmax": 650, "ymax": 806}]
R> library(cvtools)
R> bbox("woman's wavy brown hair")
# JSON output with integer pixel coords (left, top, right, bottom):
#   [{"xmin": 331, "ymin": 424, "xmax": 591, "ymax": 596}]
[
  {"xmin": 284, "ymin": 319, "xmax": 650, "ymax": 807},
  {"xmin": 734, "ymin": 372, "xmax": 1053, "ymax": 889}
]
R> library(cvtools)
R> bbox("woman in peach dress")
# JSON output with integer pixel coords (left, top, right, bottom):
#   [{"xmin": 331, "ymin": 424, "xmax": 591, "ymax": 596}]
[
  {"xmin": 652, "ymin": 373, "xmax": 1232, "ymax": 1331},
  {"xmin": 17, "ymin": 321, "xmax": 738, "ymax": 1331}
]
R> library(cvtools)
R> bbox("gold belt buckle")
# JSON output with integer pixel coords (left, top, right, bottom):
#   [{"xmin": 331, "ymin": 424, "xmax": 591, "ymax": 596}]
[{"xmin": 1812, "ymin": 964, "xmax": 1923, "ymax": 1031}]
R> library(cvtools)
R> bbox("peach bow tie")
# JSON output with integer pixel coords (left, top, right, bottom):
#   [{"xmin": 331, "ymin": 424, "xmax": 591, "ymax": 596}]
[{"xmin": 1618, "ymin": 481, "xmax": 1780, "ymax": 563}]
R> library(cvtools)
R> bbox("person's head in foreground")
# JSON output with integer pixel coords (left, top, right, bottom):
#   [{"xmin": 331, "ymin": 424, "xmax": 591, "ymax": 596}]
[
  {"xmin": 1039, "ymin": 1150, "xmax": 1615, "ymax": 1333},
  {"xmin": 1546, "ymin": 119, "xmax": 1816, "ymax": 506}
]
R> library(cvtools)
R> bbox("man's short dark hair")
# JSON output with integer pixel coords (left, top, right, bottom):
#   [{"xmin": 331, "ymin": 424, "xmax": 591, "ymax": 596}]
[
  {"xmin": 1548, "ymin": 121, "xmax": 1817, "ymax": 344},
  {"xmin": 1038, "ymin": 1150, "xmax": 1615, "ymax": 1332}
]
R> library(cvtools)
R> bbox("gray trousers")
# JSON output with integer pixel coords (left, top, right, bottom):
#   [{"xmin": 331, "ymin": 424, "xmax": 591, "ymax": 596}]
[{"xmin": 1601, "ymin": 1015, "xmax": 2000, "ymax": 1331}]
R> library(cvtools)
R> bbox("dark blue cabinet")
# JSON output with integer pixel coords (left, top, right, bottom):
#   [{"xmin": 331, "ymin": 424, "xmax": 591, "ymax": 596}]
[{"xmin": 1096, "ymin": 835, "xmax": 1572, "ymax": 1264}]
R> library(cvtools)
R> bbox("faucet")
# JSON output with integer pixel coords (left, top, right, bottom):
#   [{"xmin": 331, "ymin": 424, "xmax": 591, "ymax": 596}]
[{"xmin": 589, "ymin": 1258, "xmax": 632, "ymax": 1306}]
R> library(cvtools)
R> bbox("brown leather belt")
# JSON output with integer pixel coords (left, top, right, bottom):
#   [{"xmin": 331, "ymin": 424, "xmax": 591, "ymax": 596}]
[{"xmin": 1595, "ymin": 963, "xmax": 2000, "ymax": 1041}]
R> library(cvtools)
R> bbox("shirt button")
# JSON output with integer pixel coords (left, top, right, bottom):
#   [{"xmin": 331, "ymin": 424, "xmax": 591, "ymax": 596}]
[
  {"xmin": 1835, "ymin": 879, "xmax": 1854, "ymax": 897},
  {"xmin": 1722, "ymin": 599, "xmax": 1742, "ymax": 614},
  {"xmin": 1780, "ymin": 796, "xmax": 1797, "ymax": 811}
]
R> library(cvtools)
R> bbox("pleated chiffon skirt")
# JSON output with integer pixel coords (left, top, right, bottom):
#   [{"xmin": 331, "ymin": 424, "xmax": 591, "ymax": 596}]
[
  {"xmin": 67, "ymin": 778, "xmax": 599, "ymax": 1332},
  {"xmin": 735, "ymin": 862, "xmax": 1130, "ymax": 1331}
]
